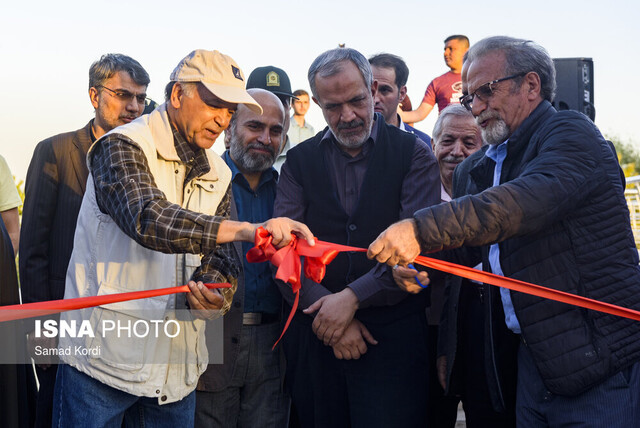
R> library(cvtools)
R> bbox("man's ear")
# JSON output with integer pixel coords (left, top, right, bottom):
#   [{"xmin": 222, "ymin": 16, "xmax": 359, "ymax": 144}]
[
  {"xmin": 525, "ymin": 72, "xmax": 542, "ymax": 101},
  {"xmin": 89, "ymin": 87, "xmax": 100, "ymax": 110},
  {"xmin": 224, "ymin": 127, "xmax": 232, "ymax": 149},
  {"xmin": 370, "ymin": 80, "xmax": 378, "ymax": 98},
  {"xmin": 170, "ymin": 82, "xmax": 184, "ymax": 109},
  {"xmin": 398, "ymin": 85, "xmax": 407, "ymax": 104}
]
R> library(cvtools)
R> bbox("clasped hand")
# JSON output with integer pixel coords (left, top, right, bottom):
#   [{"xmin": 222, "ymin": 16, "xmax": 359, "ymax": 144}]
[
  {"xmin": 303, "ymin": 289, "xmax": 377, "ymax": 359},
  {"xmin": 331, "ymin": 319, "xmax": 377, "ymax": 360},
  {"xmin": 303, "ymin": 288, "xmax": 359, "ymax": 346}
]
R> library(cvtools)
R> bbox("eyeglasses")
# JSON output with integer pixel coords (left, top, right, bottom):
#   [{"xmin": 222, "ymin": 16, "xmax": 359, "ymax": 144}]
[
  {"xmin": 459, "ymin": 72, "xmax": 527, "ymax": 111},
  {"xmin": 96, "ymin": 85, "xmax": 148, "ymax": 105}
]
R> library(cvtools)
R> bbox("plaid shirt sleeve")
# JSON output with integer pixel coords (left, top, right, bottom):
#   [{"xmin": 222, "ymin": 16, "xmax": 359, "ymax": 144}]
[
  {"xmin": 91, "ymin": 134, "xmax": 240, "ymax": 313},
  {"xmin": 91, "ymin": 134, "xmax": 227, "ymax": 256},
  {"xmin": 191, "ymin": 189, "xmax": 238, "ymax": 315}
]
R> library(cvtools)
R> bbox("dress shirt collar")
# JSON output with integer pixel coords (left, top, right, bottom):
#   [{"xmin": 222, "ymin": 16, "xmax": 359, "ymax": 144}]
[
  {"xmin": 290, "ymin": 116, "xmax": 311, "ymax": 130},
  {"xmin": 441, "ymin": 183, "xmax": 452, "ymax": 202},
  {"xmin": 398, "ymin": 115, "xmax": 407, "ymax": 131},
  {"xmin": 485, "ymin": 139, "xmax": 509, "ymax": 163}
]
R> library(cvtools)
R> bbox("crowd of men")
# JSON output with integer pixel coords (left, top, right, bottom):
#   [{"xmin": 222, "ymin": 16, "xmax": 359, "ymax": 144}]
[{"xmin": 1, "ymin": 33, "xmax": 639, "ymax": 428}]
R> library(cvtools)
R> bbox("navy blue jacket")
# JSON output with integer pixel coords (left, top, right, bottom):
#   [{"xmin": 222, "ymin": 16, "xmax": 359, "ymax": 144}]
[{"xmin": 417, "ymin": 101, "xmax": 640, "ymax": 396}]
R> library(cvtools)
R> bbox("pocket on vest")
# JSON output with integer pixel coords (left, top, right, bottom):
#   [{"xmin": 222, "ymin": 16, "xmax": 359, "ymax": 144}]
[{"xmin": 85, "ymin": 282, "xmax": 170, "ymax": 381}]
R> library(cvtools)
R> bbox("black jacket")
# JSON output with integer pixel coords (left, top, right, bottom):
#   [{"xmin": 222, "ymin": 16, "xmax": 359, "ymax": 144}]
[
  {"xmin": 437, "ymin": 145, "xmax": 518, "ymax": 412},
  {"xmin": 418, "ymin": 101, "xmax": 640, "ymax": 396},
  {"xmin": 20, "ymin": 121, "xmax": 93, "ymax": 303}
]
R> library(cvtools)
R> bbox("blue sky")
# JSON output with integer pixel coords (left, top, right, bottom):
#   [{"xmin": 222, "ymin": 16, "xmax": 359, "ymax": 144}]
[{"xmin": 1, "ymin": 0, "xmax": 638, "ymax": 179}]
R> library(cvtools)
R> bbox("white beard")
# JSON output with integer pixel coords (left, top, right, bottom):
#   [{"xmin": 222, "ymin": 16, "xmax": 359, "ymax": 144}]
[{"xmin": 477, "ymin": 110, "xmax": 510, "ymax": 145}]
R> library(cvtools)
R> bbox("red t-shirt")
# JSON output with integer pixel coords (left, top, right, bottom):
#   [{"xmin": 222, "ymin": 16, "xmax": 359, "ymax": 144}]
[{"xmin": 422, "ymin": 71, "xmax": 463, "ymax": 112}]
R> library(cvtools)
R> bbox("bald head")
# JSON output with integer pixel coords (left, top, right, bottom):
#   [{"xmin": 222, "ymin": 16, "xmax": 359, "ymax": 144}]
[
  {"xmin": 242, "ymin": 88, "xmax": 285, "ymax": 118},
  {"xmin": 227, "ymin": 88, "xmax": 286, "ymax": 174}
]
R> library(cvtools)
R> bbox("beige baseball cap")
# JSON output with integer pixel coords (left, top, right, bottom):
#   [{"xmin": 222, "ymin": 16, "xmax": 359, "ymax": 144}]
[{"xmin": 170, "ymin": 50, "xmax": 262, "ymax": 114}]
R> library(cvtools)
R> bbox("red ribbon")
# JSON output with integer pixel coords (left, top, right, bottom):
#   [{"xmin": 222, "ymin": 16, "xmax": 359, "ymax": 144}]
[
  {"xmin": 413, "ymin": 256, "xmax": 640, "ymax": 322},
  {"xmin": 0, "ymin": 283, "xmax": 231, "ymax": 323},
  {"xmin": 247, "ymin": 227, "xmax": 345, "ymax": 348},
  {"xmin": 247, "ymin": 228, "xmax": 640, "ymax": 348}
]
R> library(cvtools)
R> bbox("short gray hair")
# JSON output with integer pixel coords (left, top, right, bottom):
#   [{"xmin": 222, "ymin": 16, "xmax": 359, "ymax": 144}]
[
  {"xmin": 164, "ymin": 81, "xmax": 197, "ymax": 101},
  {"xmin": 89, "ymin": 53, "xmax": 150, "ymax": 89},
  {"xmin": 465, "ymin": 36, "xmax": 556, "ymax": 102},
  {"xmin": 432, "ymin": 104, "xmax": 483, "ymax": 144},
  {"xmin": 308, "ymin": 47, "xmax": 373, "ymax": 99}
]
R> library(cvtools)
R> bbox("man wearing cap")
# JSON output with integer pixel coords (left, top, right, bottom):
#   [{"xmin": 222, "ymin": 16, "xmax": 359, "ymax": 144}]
[
  {"xmin": 195, "ymin": 88, "xmax": 289, "ymax": 428},
  {"xmin": 53, "ymin": 50, "xmax": 313, "ymax": 427},
  {"xmin": 246, "ymin": 65, "xmax": 297, "ymax": 171}
]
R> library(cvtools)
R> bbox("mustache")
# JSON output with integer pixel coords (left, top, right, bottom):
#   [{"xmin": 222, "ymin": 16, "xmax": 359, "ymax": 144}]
[
  {"xmin": 476, "ymin": 110, "xmax": 502, "ymax": 124},
  {"xmin": 246, "ymin": 143, "xmax": 276, "ymax": 156},
  {"xmin": 442, "ymin": 155, "xmax": 465, "ymax": 164},
  {"xmin": 337, "ymin": 120, "xmax": 364, "ymax": 130}
]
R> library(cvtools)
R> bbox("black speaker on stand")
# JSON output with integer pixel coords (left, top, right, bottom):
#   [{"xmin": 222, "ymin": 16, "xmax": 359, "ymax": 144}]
[{"xmin": 552, "ymin": 58, "xmax": 595, "ymax": 121}]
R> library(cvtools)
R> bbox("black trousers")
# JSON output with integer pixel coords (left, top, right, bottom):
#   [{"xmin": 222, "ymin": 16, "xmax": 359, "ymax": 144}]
[
  {"xmin": 34, "ymin": 365, "xmax": 58, "ymax": 428},
  {"xmin": 284, "ymin": 311, "xmax": 429, "ymax": 428},
  {"xmin": 426, "ymin": 325, "xmax": 460, "ymax": 428},
  {"xmin": 457, "ymin": 284, "xmax": 515, "ymax": 428}
]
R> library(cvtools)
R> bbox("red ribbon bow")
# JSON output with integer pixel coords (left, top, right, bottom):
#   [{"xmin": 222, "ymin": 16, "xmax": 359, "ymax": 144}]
[{"xmin": 247, "ymin": 227, "xmax": 356, "ymax": 348}]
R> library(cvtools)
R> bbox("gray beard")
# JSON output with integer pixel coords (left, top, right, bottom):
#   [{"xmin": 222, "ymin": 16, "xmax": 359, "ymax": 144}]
[
  {"xmin": 331, "ymin": 116, "xmax": 374, "ymax": 150},
  {"xmin": 229, "ymin": 140, "xmax": 276, "ymax": 173},
  {"xmin": 477, "ymin": 111, "xmax": 510, "ymax": 146}
]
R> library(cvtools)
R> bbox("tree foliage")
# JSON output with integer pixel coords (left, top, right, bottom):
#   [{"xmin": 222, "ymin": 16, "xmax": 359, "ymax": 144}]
[{"xmin": 608, "ymin": 135, "xmax": 640, "ymax": 178}]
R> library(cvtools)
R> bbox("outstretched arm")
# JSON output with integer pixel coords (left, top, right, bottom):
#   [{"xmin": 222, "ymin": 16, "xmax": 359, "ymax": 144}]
[
  {"xmin": 91, "ymin": 134, "xmax": 313, "ymax": 256},
  {"xmin": 399, "ymin": 101, "xmax": 435, "ymax": 124}
]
